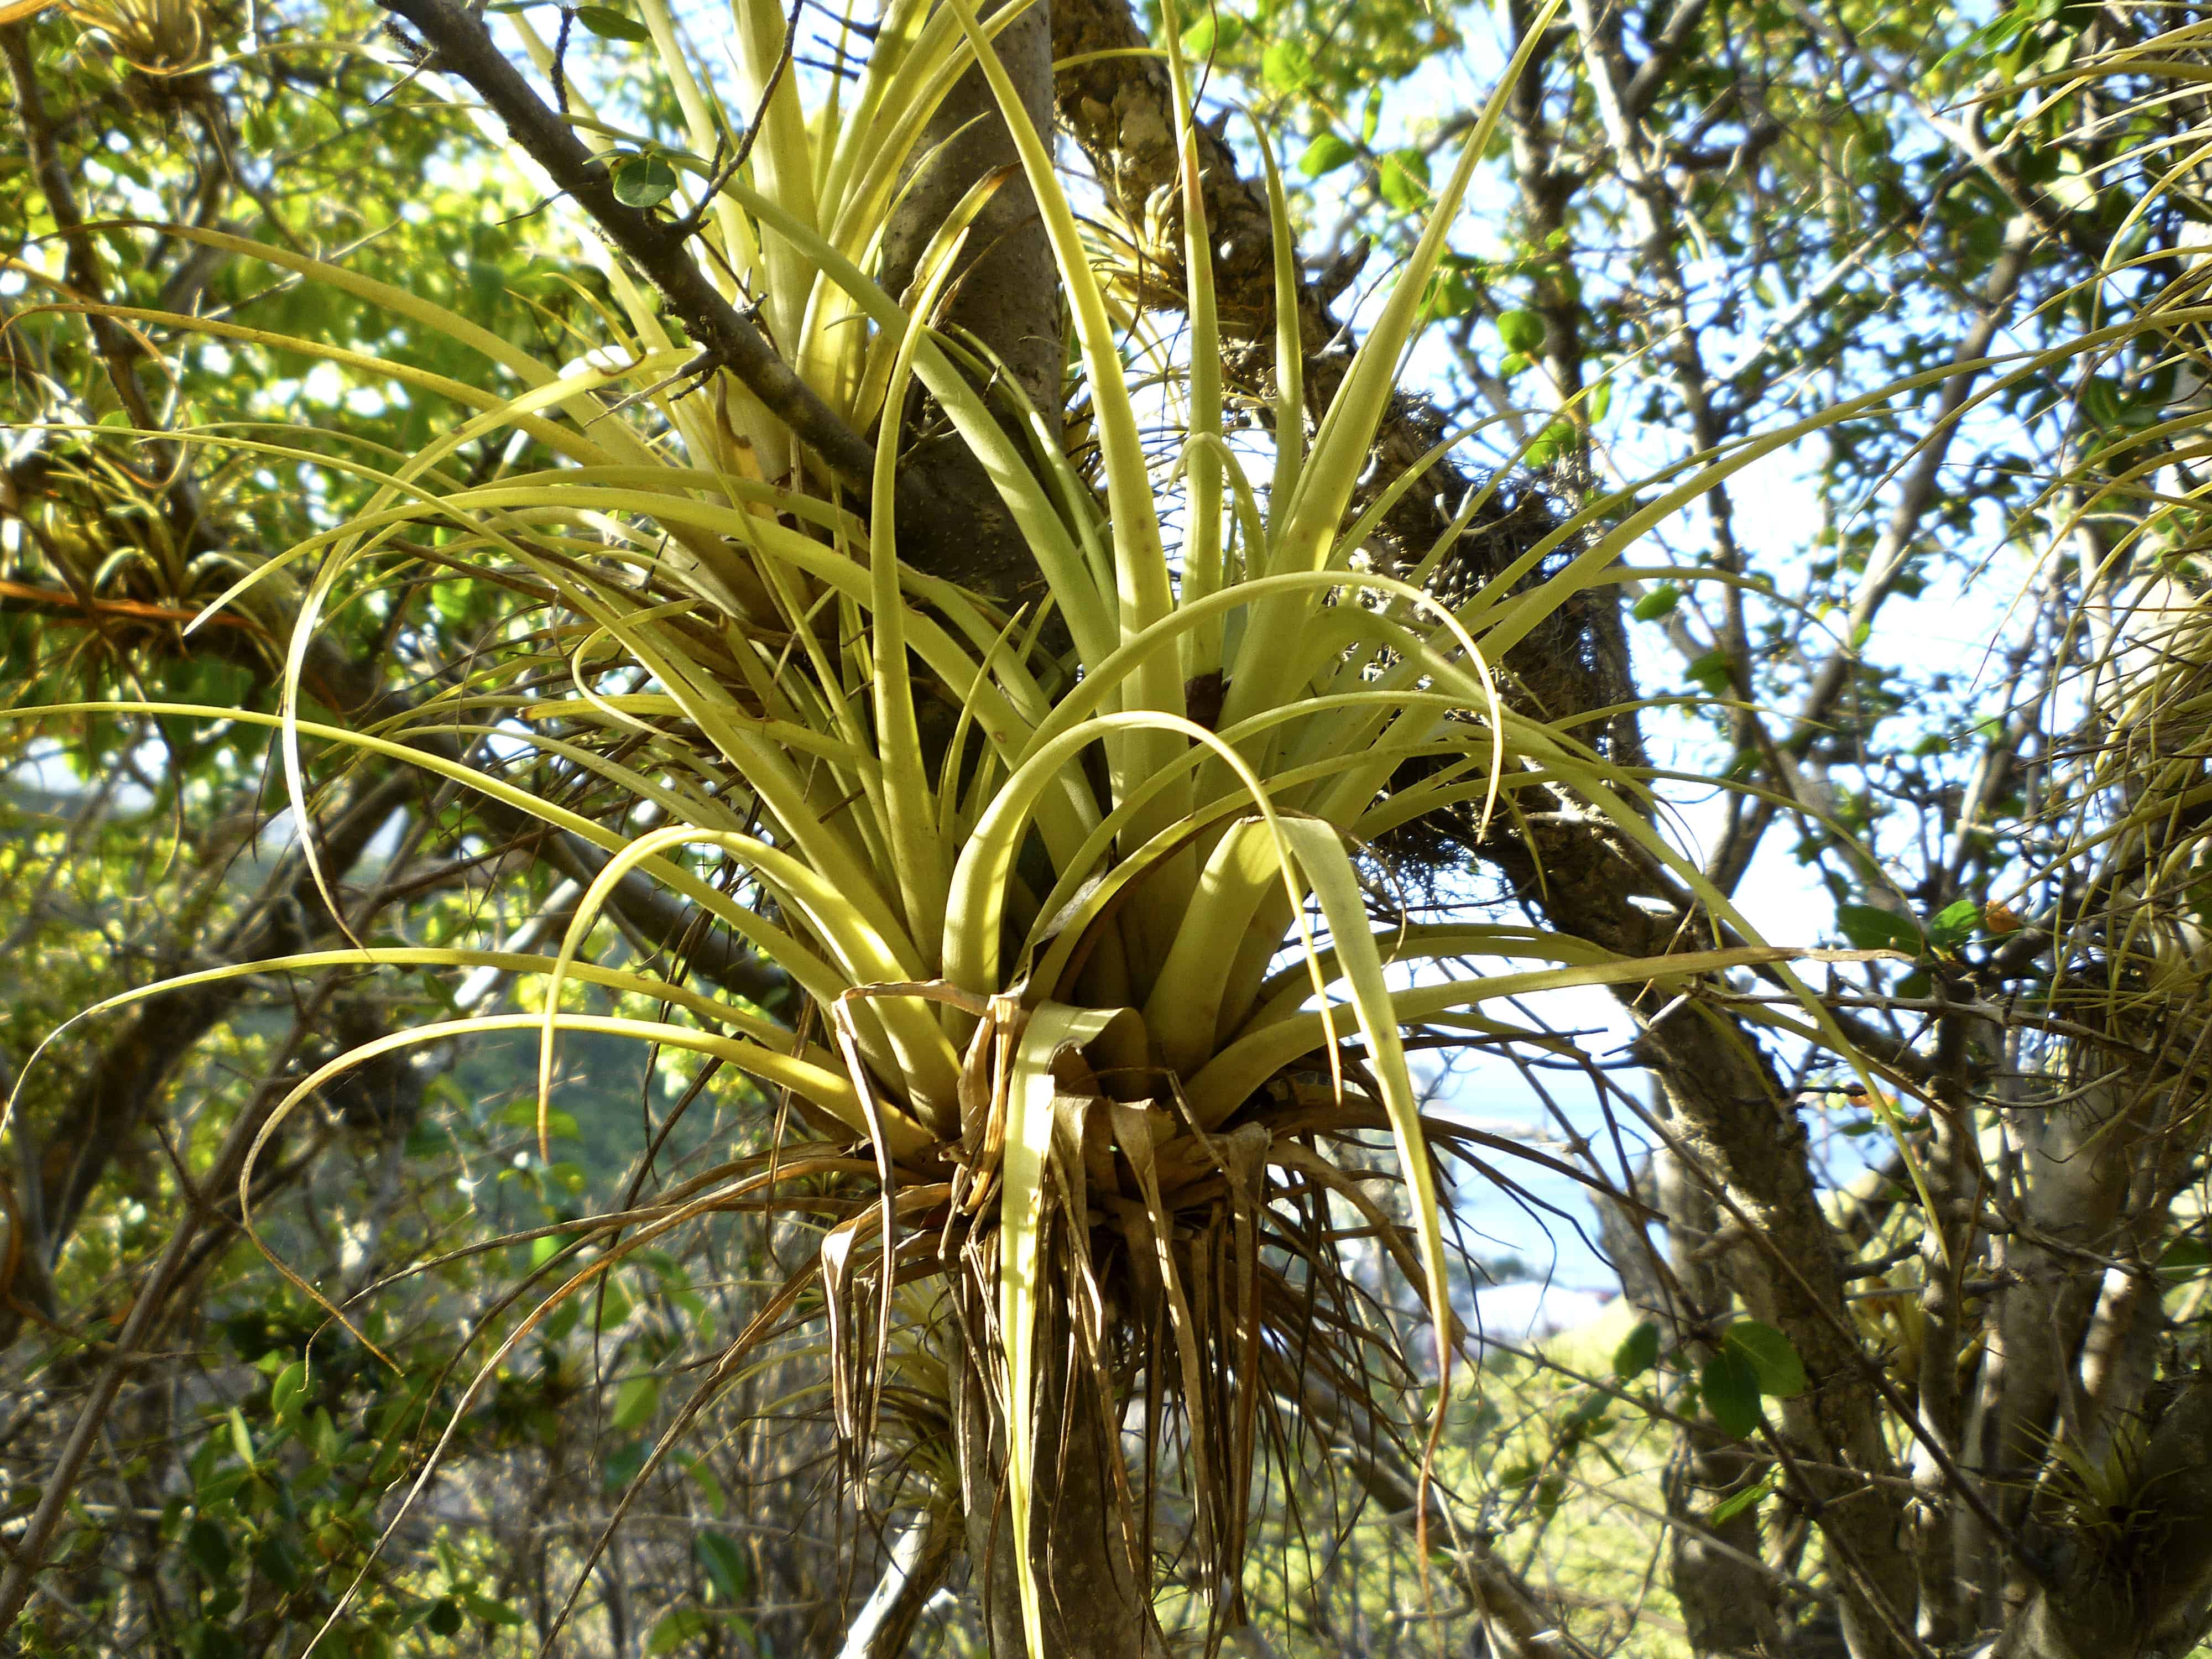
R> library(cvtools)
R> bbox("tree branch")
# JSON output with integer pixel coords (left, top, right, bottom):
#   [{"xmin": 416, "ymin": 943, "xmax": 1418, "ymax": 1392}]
[
  {"xmin": 373, "ymin": 0, "xmax": 885, "ymax": 496},
  {"xmin": 25, "ymin": 766, "xmax": 419, "ymax": 1270},
  {"xmin": 1707, "ymin": 219, "xmax": 2037, "ymax": 894},
  {"xmin": 1620, "ymin": 0, "xmax": 1712, "ymax": 119},
  {"xmin": 836, "ymin": 1508, "xmax": 961, "ymax": 1659},
  {"xmin": 2, "ymin": 20, "xmax": 207, "ymax": 559}
]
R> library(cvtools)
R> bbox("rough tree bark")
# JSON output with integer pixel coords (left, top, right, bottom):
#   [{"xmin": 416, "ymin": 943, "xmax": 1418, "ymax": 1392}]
[
  {"xmin": 878, "ymin": 0, "xmax": 1065, "ymax": 613},
  {"xmin": 953, "ymin": 1292, "xmax": 1149, "ymax": 1659}
]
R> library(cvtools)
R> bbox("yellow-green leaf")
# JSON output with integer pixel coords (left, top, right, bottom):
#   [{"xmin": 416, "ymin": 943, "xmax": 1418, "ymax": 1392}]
[
  {"xmin": 1300, "ymin": 133, "xmax": 1357, "ymax": 177},
  {"xmin": 575, "ymin": 4, "xmax": 651, "ymax": 40}
]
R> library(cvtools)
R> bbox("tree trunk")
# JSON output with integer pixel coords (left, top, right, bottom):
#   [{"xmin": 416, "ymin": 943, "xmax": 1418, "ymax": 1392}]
[
  {"xmin": 953, "ymin": 1296, "xmax": 1150, "ymax": 1658},
  {"xmin": 878, "ymin": 0, "xmax": 1064, "ymax": 617},
  {"xmin": 1654, "ymin": 1135, "xmax": 1785, "ymax": 1657}
]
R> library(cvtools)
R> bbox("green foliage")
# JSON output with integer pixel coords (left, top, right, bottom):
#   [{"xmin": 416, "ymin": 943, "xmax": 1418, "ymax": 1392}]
[
  {"xmin": 12, "ymin": 0, "xmax": 2212, "ymax": 1652},
  {"xmin": 1298, "ymin": 132, "xmax": 1355, "ymax": 177},
  {"xmin": 1724, "ymin": 1320, "xmax": 1808, "ymax": 1400},
  {"xmin": 1836, "ymin": 902, "xmax": 1925, "ymax": 957},
  {"xmin": 1613, "ymin": 1319, "xmax": 1661, "ymax": 1380},
  {"xmin": 1699, "ymin": 1346, "xmax": 1762, "ymax": 1438},
  {"xmin": 612, "ymin": 150, "xmax": 680, "ymax": 207},
  {"xmin": 575, "ymin": 4, "xmax": 649, "ymax": 40}
]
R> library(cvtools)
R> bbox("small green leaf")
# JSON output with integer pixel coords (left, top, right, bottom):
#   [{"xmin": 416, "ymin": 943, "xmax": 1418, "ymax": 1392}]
[
  {"xmin": 649, "ymin": 1609, "xmax": 714, "ymax": 1653},
  {"xmin": 1261, "ymin": 39, "xmax": 1313, "ymax": 91},
  {"xmin": 1497, "ymin": 309, "xmax": 1546, "ymax": 354},
  {"xmin": 1181, "ymin": 8, "xmax": 1241, "ymax": 54},
  {"xmin": 185, "ymin": 1517, "xmax": 233, "ymax": 1582},
  {"xmin": 575, "ymin": 4, "xmax": 651, "ymax": 39},
  {"xmin": 1928, "ymin": 898, "xmax": 1983, "ymax": 951},
  {"xmin": 498, "ymin": 1098, "xmax": 580, "ymax": 1139},
  {"xmin": 612, "ymin": 153, "xmax": 680, "ymax": 210},
  {"xmin": 1524, "ymin": 418, "xmax": 1578, "ymax": 469},
  {"xmin": 462, "ymin": 1592, "xmax": 525, "ymax": 1626},
  {"xmin": 1632, "ymin": 585, "xmax": 1681, "ymax": 622},
  {"xmin": 2159, "ymin": 1238, "xmax": 2211, "ymax": 1278},
  {"xmin": 1723, "ymin": 1319, "xmax": 1807, "ymax": 1398},
  {"xmin": 1613, "ymin": 1319, "xmax": 1662, "ymax": 1380},
  {"xmin": 1563, "ymin": 1391, "xmax": 1611, "ymax": 1431},
  {"xmin": 270, "ymin": 1360, "xmax": 307, "ymax": 1424},
  {"xmin": 1700, "ymin": 1347, "xmax": 1762, "ymax": 1438},
  {"xmin": 431, "ymin": 578, "xmax": 472, "ymax": 626},
  {"xmin": 1298, "ymin": 133, "xmax": 1357, "ymax": 177},
  {"xmin": 1377, "ymin": 148, "xmax": 1430, "ymax": 209},
  {"xmin": 426, "ymin": 1598, "xmax": 463, "ymax": 1637},
  {"xmin": 1687, "ymin": 649, "xmax": 1738, "ymax": 697},
  {"xmin": 1837, "ymin": 902, "xmax": 1923, "ymax": 956},
  {"xmin": 603, "ymin": 1438, "xmax": 649, "ymax": 1493},
  {"xmin": 1427, "ymin": 270, "xmax": 1479, "ymax": 317},
  {"xmin": 1711, "ymin": 1472, "xmax": 1775, "ymax": 1525},
  {"xmin": 1895, "ymin": 968, "xmax": 1933, "ymax": 999},
  {"xmin": 594, "ymin": 1280, "xmax": 635, "ymax": 1330},
  {"xmin": 1587, "ymin": 380, "xmax": 1613, "ymax": 422},
  {"xmin": 227, "ymin": 1407, "xmax": 255, "ymax": 1468},
  {"xmin": 255, "ymin": 1532, "xmax": 304, "ymax": 1593},
  {"xmin": 612, "ymin": 1375, "xmax": 661, "ymax": 1432},
  {"xmin": 696, "ymin": 1531, "xmax": 749, "ymax": 1603}
]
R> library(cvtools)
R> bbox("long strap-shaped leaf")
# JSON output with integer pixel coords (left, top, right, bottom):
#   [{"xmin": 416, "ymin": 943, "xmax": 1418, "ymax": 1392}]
[
  {"xmin": 999, "ymin": 1003, "xmax": 1139, "ymax": 1659},
  {"xmin": 940, "ymin": 0, "xmax": 1194, "ymax": 979},
  {"xmin": 1271, "ymin": 821, "xmax": 1455, "ymax": 1392}
]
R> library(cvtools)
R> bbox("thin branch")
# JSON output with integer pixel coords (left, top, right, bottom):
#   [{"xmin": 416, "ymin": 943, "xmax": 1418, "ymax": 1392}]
[{"xmin": 374, "ymin": 0, "xmax": 885, "ymax": 497}]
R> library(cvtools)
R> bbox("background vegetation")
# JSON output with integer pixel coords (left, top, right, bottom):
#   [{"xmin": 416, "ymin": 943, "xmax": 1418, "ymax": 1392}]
[{"xmin": 5, "ymin": 0, "xmax": 2212, "ymax": 1654}]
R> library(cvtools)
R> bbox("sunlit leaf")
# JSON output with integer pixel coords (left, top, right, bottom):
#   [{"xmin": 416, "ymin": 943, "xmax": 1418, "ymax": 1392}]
[
  {"xmin": 611, "ymin": 1375, "xmax": 661, "ymax": 1431},
  {"xmin": 1724, "ymin": 1319, "xmax": 1807, "ymax": 1398},
  {"xmin": 1377, "ymin": 148, "xmax": 1430, "ymax": 208},
  {"xmin": 612, "ymin": 153, "xmax": 680, "ymax": 208},
  {"xmin": 1837, "ymin": 902, "xmax": 1923, "ymax": 956},
  {"xmin": 696, "ymin": 1532, "xmax": 750, "ymax": 1603},
  {"xmin": 1712, "ymin": 1472, "xmax": 1775, "ymax": 1524},
  {"xmin": 1928, "ymin": 898, "xmax": 1983, "ymax": 950},
  {"xmin": 575, "ymin": 4, "xmax": 651, "ymax": 39},
  {"xmin": 1300, "ymin": 133, "xmax": 1357, "ymax": 177},
  {"xmin": 1262, "ymin": 38, "xmax": 1314, "ymax": 91},
  {"xmin": 269, "ymin": 1359, "xmax": 307, "ymax": 1424},
  {"xmin": 1498, "ymin": 308, "xmax": 1546, "ymax": 354},
  {"xmin": 1613, "ymin": 1319, "xmax": 1661, "ymax": 1380}
]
